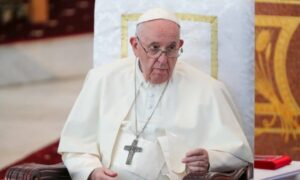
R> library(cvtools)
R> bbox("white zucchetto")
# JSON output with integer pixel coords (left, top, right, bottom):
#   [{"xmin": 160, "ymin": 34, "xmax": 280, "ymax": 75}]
[{"xmin": 137, "ymin": 8, "xmax": 180, "ymax": 26}]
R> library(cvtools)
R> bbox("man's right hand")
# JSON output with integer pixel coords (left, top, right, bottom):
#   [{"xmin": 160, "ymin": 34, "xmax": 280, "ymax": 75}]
[{"xmin": 89, "ymin": 167, "xmax": 118, "ymax": 180}]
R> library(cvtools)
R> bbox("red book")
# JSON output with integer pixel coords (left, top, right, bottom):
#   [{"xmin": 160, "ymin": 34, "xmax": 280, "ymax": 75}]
[{"xmin": 254, "ymin": 155, "xmax": 292, "ymax": 170}]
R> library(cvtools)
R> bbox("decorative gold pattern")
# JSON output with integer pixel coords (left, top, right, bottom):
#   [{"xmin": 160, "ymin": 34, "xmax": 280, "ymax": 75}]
[
  {"xmin": 255, "ymin": 15, "xmax": 300, "ymax": 142},
  {"xmin": 121, "ymin": 13, "xmax": 218, "ymax": 78},
  {"xmin": 121, "ymin": 13, "xmax": 140, "ymax": 60}
]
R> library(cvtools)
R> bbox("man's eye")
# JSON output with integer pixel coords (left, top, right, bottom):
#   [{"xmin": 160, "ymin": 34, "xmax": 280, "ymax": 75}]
[
  {"xmin": 149, "ymin": 46, "xmax": 160, "ymax": 52},
  {"xmin": 167, "ymin": 45, "xmax": 176, "ymax": 51}
]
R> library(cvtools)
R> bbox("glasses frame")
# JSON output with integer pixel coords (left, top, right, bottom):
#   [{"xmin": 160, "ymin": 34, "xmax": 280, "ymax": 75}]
[{"xmin": 136, "ymin": 35, "xmax": 183, "ymax": 59}]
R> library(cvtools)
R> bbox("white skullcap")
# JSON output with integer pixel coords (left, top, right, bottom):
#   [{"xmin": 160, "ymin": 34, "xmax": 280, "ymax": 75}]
[{"xmin": 137, "ymin": 8, "xmax": 180, "ymax": 26}]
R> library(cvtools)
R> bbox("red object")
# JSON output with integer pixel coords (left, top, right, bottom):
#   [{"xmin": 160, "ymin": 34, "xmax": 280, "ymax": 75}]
[
  {"xmin": 254, "ymin": 155, "xmax": 292, "ymax": 170},
  {"xmin": 0, "ymin": 140, "xmax": 61, "ymax": 179}
]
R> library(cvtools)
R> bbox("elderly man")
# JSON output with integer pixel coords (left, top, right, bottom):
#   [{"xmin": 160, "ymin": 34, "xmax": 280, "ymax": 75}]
[{"xmin": 58, "ymin": 8, "xmax": 253, "ymax": 180}]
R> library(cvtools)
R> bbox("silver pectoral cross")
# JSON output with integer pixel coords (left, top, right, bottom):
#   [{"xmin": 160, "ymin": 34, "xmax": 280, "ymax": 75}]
[{"xmin": 124, "ymin": 138, "xmax": 142, "ymax": 165}]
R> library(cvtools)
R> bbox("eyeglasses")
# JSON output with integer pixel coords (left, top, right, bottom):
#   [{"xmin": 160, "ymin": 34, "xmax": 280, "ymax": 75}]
[{"xmin": 136, "ymin": 36, "xmax": 183, "ymax": 59}]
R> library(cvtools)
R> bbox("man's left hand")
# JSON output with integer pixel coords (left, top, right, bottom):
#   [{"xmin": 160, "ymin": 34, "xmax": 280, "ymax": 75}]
[{"xmin": 182, "ymin": 148, "xmax": 209, "ymax": 175}]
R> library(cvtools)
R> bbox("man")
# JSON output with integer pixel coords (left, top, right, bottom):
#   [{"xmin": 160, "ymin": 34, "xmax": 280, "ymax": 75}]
[{"xmin": 58, "ymin": 8, "xmax": 253, "ymax": 180}]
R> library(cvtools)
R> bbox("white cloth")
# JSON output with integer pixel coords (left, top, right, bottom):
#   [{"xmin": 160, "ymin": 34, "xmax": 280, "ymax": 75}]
[
  {"xmin": 62, "ymin": 153, "xmax": 102, "ymax": 180},
  {"xmin": 109, "ymin": 69, "xmax": 166, "ymax": 179},
  {"xmin": 93, "ymin": 0, "xmax": 255, "ymax": 148},
  {"xmin": 137, "ymin": 8, "xmax": 180, "ymax": 26},
  {"xmin": 58, "ymin": 58, "xmax": 253, "ymax": 180},
  {"xmin": 107, "ymin": 62, "xmax": 185, "ymax": 179}
]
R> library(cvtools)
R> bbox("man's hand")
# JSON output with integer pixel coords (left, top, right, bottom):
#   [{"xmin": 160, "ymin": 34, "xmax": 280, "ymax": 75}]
[
  {"xmin": 182, "ymin": 148, "xmax": 209, "ymax": 175},
  {"xmin": 89, "ymin": 167, "xmax": 118, "ymax": 180}
]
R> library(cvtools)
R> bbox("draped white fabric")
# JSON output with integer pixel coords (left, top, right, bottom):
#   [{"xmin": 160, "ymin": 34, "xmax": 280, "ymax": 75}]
[{"xmin": 93, "ymin": 0, "xmax": 254, "ymax": 148}]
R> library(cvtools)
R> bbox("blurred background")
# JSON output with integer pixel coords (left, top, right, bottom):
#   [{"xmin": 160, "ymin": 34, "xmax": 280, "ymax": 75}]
[
  {"xmin": 0, "ymin": 0, "xmax": 300, "ymax": 178},
  {"xmin": 255, "ymin": 1, "xmax": 300, "ymax": 160},
  {"xmin": 0, "ymin": 0, "xmax": 94, "ymax": 170}
]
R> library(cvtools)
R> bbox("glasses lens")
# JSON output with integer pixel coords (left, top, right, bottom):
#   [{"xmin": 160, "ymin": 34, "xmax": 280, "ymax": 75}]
[
  {"xmin": 168, "ymin": 48, "xmax": 182, "ymax": 58},
  {"xmin": 167, "ymin": 50, "xmax": 179, "ymax": 58},
  {"xmin": 149, "ymin": 49, "xmax": 182, "ymax": 58},
  {"xmin": 148, "ymin": 49, "xmax": 160, "ymax": 57}
]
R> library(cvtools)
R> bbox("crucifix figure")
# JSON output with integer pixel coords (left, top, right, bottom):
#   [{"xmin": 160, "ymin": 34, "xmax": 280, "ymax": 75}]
[{"xmin": 124, "ymin": 138, "xmax": 142, "ymax": 165}]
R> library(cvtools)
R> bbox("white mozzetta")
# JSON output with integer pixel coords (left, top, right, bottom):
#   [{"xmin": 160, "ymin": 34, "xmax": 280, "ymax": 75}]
[{"xmin": 93, "ymin": 0, "xmax": 254, "ymax": 148}]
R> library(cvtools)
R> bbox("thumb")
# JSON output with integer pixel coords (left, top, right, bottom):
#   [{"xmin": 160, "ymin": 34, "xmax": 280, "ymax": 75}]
[{"xmin": 103, "ymin": 167, "xmax": 118, "ymax": 177}]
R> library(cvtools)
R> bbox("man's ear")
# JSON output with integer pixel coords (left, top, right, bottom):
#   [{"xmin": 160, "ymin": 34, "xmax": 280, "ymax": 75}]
[
  {"xmin": 130, "ymin": 37, "xmax": 139, "ymax": 57},
  {"xmin": 179, "ymin": 39, "xmax": 184, "ymax": 48}
]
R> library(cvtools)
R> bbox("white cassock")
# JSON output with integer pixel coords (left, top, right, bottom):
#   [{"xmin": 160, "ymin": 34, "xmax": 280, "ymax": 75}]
[{"xmin": 58, "ymin": 58, "xmax": 253, "ymax": 180}]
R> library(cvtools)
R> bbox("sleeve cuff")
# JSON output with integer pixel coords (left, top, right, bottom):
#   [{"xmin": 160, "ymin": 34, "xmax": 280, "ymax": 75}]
[
  {"xmin": 62, "ymin": 153, "xmax": 103, "ymax": 180},
  {"xmin": 207, "ymin": 149, "xmax": 248, "ymax": 172}
]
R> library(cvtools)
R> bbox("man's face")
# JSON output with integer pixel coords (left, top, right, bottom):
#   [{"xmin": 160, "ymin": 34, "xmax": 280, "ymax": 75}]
[{"xmin": 130, "ymin": 19, "xmax": 184, "ymax": 84}]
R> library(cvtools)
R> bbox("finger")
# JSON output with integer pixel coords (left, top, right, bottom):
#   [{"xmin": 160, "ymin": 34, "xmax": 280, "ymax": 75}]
[
  {"xmin": 182, "ymin": 155, "xmax": 207, "ymax": 163},
  {"xmin": 90, "ymin": 168, "xmax": 117, "ymax": 180},
  {"xmin": 186, "ymin": 160, "xmax": 207, "ymax": 167},
  {"xmin": 99, "ymin": 172, "xmax": 117, "ymax": 180},
  {"xmin": 186, "ymin": 162, "xmax": 209, "ymax": 173},
  {"xmin": 187, "ymin": 165, "xmax": 208, "ymax": 174},
  {"xmin": 103, "ymin": 167, "xmax": 118, "ymax": 177},
  {"xmin": 185, "ymin": 148, "xmax": 207, "ymax": 157}
]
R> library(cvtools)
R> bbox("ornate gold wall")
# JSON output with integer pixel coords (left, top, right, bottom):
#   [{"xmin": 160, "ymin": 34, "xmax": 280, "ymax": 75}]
[{"xmin": 255, "ymin": 0, "xmax": 300, "ymax": 160}]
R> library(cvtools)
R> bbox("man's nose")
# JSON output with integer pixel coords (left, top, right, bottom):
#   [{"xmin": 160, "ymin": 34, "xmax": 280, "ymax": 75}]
[{"xmin": 157, "ymin": 51, "xmax": 168, "ymax": 64}]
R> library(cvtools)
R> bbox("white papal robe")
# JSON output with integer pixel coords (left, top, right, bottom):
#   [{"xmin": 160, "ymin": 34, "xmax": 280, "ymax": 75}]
[{"xmin": 58, "ymin": 58, "xmax": 253, "ymax": 180}]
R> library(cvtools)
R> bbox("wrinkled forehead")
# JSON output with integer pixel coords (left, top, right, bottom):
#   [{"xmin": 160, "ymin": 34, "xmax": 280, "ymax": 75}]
[{"xmin": 136, "ymin": 19, "xmax": 181, "ymax": 41}]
